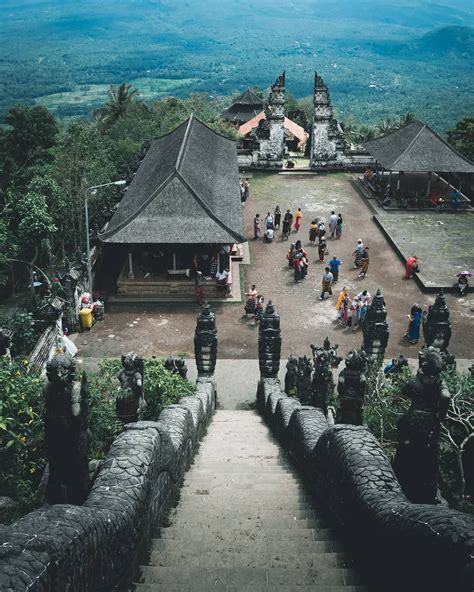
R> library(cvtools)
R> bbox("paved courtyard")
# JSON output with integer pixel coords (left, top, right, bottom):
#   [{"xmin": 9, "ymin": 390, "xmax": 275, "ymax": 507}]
[
  {"xmin": 374, "ymin": 211, "xmax": 474, "ymax": 289},
  {"xmin": 73, "ymin": 173, "xmax": 474, "ymax": 365}
]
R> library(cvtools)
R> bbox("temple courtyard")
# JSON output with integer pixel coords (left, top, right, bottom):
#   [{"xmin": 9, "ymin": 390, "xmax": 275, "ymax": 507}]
[{"xmin": 73, "ymin": 172, "xmax": 474, "ymax": 365}]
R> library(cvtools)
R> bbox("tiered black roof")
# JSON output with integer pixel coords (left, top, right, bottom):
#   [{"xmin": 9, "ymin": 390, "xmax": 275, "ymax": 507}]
[
  {"xmin": 221, "ymin": 89, "xmax": 265, "ymax": 124},
  {"xmin": 363, "ymin": 120, "xmax": 474, "ymax": 173},
  {"xmin": 100, "ymin": 116, "xmax": 245, "ymax": 244}
]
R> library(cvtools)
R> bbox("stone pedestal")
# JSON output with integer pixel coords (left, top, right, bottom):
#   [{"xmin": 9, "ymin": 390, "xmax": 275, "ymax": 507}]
[
  {"xmin": 423, "ymin": 289, "xmax": 455, "ymax": 367},
  {"xmin": 258, "ymin": 300, "xmax": 282, "ymax": 378},
  {"xmin": 194, "ymin": 303, "xmax": 218, "ymax": 376},
  {"xmin": 336, "ymin": 349, "xmax": 369, "ymax": 425},
  {"xmin": 362, "ymin": 288, "xmax": 389, "ymax": 363}
]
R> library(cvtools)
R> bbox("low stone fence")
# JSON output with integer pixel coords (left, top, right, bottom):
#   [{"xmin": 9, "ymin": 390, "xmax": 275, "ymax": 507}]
[
  {"xmin": 0, "ymin": 376, "xmax": 216, "ymax": 592},
  {"xmin": 257, "ymin": 378, "xmax": 474, "ymax": 592}
]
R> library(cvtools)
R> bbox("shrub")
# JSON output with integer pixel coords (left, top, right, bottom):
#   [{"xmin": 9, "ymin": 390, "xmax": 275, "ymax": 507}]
[{"xmin": 0, "ymin": 359, "xmax": 46, "ymax": 513}]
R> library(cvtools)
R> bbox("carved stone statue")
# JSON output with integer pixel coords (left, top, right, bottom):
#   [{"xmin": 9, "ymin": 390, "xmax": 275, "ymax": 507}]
[
  {"xmin": 175, "ymin": 358, "xmax": 188, "ymax": 380},
  {"xmin": 117, "ymin": 352, "xmax": 146, "ymax": 424},
  {"xmin": 296, "ymin": 355, "xmax": 313, "ymax": 404},
  {"xmin": 44, "ymin": 353, "xmax": 91, "ymax": 504},
  {"xmin": 423, "ymin": 290, "xmax": 455, "ymax": 367},
  {"xmin": 311, "ymin": 337, "xmax": 343, "ymax": 368},
  {"xmin": 258, "ymin": 301, "xmax": 282, "ymax": 378},
  {"xmin": 194, "ymin": 303, "xmax": 217, "ymax": 376},
  {"xmin": 362, "ymin": 288, "xmax": 389, "ymax": 363},
  {"xmin": 284, "ymin": 355, "xmax": 298, "ymax": 395},
  {"xmin": 336, "ymin": 349, "xmax": 369, "ymax": 425},
  {"xmin": 311, "ymin": 347, "xmax": 334, "ymax": 416},
  {"xmin": 164, "ymin": 356, "xmax": 188, "ymax": 380},
  {"xmin": 393, "ymin": 346, "xmax": 451, "ymax": 504}
]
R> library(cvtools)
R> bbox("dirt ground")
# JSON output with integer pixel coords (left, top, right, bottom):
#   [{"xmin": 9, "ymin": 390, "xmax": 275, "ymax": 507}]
[{"xmin": 73, "ymin": 172, "xmax": 474, "ymax": 364}]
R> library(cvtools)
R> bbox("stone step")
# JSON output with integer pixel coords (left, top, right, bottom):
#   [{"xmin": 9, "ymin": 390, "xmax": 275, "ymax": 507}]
[
  {"xmin": 179, "ymin": 483, "xmax": 307, "ymax": 495},
  {"xmin": 171, "ymin": 506, "xmax": 319, "ymax": 520},
  {"xmin": 177, "ymin": 491, "xmax": 313, "ymax": 505},
  {"xmin": 148, "ymin": 549, "xmax": 349, "ymax": 569},
  {"xmin": 159, "ymin": 527, "xmax": 336, "ymax": 543},
  {"xmin": 151, "ymin": 538, "xmax": 345, "ymax": 555},
  {"xmin": 194, "ymin": 463, "xmax": 294, "ymax": 472},
  {"xmin": 133, "ymin": 584, "xmax": 367, "ymax": 592},
  {"xmin": 166, "ymin": 516, "xmax": 323, "ymax": 530},
  {"xmin": 183, "ymin": 474, "xmax": 304, "ymax": 486},
  {"xmin": 136, "ymin": 566, "xmax": 360, "ymax": 588}
]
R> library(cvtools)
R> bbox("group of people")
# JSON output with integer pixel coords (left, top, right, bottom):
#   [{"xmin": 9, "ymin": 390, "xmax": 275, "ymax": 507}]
[
  {"xmin": 335, "ymin": 287, "xmax": 372, "ymax": 328},
  {"xmin": 286, "ymin": 240, "xmax": 309, "ymax": 282}
]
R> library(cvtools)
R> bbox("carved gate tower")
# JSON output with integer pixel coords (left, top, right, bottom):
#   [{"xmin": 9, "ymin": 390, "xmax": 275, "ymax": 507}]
[
  {"xmin": 311, "ymin": 72, "xmax": 349, "ymax": 169},
  {"xmin": 254, "ymin": 72, "xmax": 286, "ymax": 168}
]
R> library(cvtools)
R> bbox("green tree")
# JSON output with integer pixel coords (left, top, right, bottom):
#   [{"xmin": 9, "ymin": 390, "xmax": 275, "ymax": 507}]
[
  {"xmin": 4, "ymin": 104, "xmax": 58, "ymax": 171},
  {"xmin": 16, "ymin": 182, "xmax": 57, "ymax": 291},
  {"xmin": 94, "ymin": 83, "xmax": 139, "ymax": 128},
  {"xmin": 447, "ymin": 117, "xmax": 474, "ymax": 161},
  {"xmin": 50, "ymin": 122, "xmax": 119, "ymax": 253}
]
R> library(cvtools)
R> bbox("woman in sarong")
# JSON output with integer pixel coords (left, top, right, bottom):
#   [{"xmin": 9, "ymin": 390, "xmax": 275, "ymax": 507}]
[
  {"xmin": 244, "ymin": 285, "xmax": 258, "ymax": 316},
  {"xmin": 404, "ymin": 304, "xmax": 423, "ymax": 344}
]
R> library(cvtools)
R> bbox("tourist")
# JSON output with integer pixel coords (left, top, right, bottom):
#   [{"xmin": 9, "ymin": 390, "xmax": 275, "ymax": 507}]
[
  {"xmin": 320, "ymin": 267, "xmax": 334, "ymax": 300},
  {"xmin": 274, "ymin": 205, "xmax": 282, "ymax": 230},
  {"xmin": 282, "ymin": 209, "xmax": 293, "ymax": 239},
  {"xmin": 195, "ymin": 271, "xmax": 204, "ymax": 305},
  {"xmin": 255, "ymin": 295, "xmax": 265, "ymax": 322},
  {"xmin": 353, "ymin": 239, "xmax": 364, "ymax": 268},
  {"xmin": 244, "ymin": 284, "xmax": 258, "ymax": 316},
  {"xmin": 358, "ymin": 247, "xmax": 369, "ymax": 278},
  {"xmin": 216, "ymin": 268, "xmax": 229, "ymax": 294},
  {"xmin": 404, "ymin": 304, "xmax": 423, "ymax": 344},
  {"xmin": 265, "ymin": 211, "xmax": 274, "ymax": 229},
  {"xmin": 244, "ymin": 179, "xmax": 250, "ymax": 201},
  {"xmin": 253, "ymin": 213, "xmax": 261, "ymax": 240},
  {"xmin": 294, "ymin": 208, "xmax": 303, "ymax": 232},
  {"xmin": 335, "ymin": 214, "xmax": 343, "ymax": 239},
  {"xmin": 329, "ymin": 255, "xmax": 342, "ymax": 282},
  {"xmin": 317, "ymin": 221, "xmax": 326, "ymax": 240},
  {"xmin": 318, "ymin": 238, "xmax": 327, "ymax": 262},
  {"xmin": 309, "ymin": 220, "xmax": 318, "ymax": 244},
  {"xmin": 286, "ymin": 243, "xmax": 296, "ymax": 268},
  {"xmin": 328, "ymin": 211, "xmax": 338, "ymax": 238},
  {"xmin": 355, "ymin": 289, "xmax": 371, "ymax": 323},
  {"xmin": 239, "ymin": 180, "xmax": 246, "ymax": 203},
  {"xmin": 264, "ymin": 227, "xmax": 274, "ymax": 243},
  {"xmin": 336, "ymin": 286, "xmax": 350, "ymax": 325},
  {"xmin": 349, "ymin": 299, "xmax": 360, "ymax": 329},
  {"xmin": 452, "ymin": 189, "xmax": 461, "ymax": 211},
  {"xmin": 294, "ymin": 255, "xmax": 304, "ymax": 283},
  {"xmin": 405, "ymin": 255, "xmax": 418, "ymax": 279}
]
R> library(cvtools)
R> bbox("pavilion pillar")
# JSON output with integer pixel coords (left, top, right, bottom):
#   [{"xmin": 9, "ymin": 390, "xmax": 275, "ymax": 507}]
[
  {"xmin": 396, "ymin": 172, "xmax": 402, "ymax": 192},
  {"xmin": 389, "ymin": 171, "xmax": 392, "ymax": 189},
  {"xmin": 128, "ymin": 252, "xmax": 134, "ymax": 279},
  {"xmin": 172, "ymin": 252, "xmax": 177, "ymax": 271},
  {"xmin": 426, "ymin": 172, "xmax": 432, "ymax": 199}
]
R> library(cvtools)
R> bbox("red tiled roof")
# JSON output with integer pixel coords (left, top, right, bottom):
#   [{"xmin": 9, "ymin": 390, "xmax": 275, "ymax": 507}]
[{"xmin": 238, "ymin": 113, "xmax": 308, "ymax": 147}]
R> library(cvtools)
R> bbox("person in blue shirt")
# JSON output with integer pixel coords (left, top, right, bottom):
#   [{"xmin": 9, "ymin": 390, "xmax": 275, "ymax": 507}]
[
  {"xmin": 451, "ymin": 189, "xmax": 461, "ymax": 212},
  {"xmin": 328, "ymin": 255, "xmax": 342, "ymax": 283}
]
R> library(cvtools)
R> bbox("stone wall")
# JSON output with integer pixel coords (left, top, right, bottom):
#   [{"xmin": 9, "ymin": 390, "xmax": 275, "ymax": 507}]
[
  {"xmin": 0, "ymin": 376, "xmax": 216, "ymax": 592},
  {"xmin": 257, "ymin": 377, "xmax": 474, "ymax": 592}
]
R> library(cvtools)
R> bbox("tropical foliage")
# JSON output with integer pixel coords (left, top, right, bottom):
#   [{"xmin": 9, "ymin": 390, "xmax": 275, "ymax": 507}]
[{"xmin": 0, "ymin": 355, "xmax": 196, "ymax": 523}]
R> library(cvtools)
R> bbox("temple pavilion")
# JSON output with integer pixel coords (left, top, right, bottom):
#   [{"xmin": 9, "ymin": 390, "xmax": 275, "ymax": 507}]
[
  {"xmin": 221, "ymin": 89, "xmax": 265, "ymax": 126},
  {"xmin": 100, "ymin": 115, "xmax": 246, "ymax": 302}
]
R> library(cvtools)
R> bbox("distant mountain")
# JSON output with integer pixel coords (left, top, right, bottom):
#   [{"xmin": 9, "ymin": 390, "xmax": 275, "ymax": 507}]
[
  {"xmin": 415, "ymin": 25, "xmax": 474, "ymax": 57},
  {"xmin": 369, "ymin": 25, "xmax": 474, "ymax": 60}
]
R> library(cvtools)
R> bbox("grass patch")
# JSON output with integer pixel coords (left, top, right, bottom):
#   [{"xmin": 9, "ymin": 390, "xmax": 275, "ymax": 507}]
[{"xmin": 35, "ymin": 77, "xmax": 196, "ymax": 113}]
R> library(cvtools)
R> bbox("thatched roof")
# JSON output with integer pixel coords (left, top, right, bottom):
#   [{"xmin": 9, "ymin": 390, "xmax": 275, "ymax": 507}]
[
  {"xmin": 100, "ymin": 116, "xmax": 245, "ymax": 244},
  {"xmin": 363, "ymin": 120, "xmax": 474, "ymax": 173}
]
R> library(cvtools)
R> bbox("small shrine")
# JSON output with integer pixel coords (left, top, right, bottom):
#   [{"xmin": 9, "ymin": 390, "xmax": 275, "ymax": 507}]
[{"xmin": 100, "ymin": 115, "xmax": 245, "ymax": 302}]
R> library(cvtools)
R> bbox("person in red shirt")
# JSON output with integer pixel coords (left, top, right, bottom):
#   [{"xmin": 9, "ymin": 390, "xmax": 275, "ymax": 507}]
[{"xmin": 405, "ymin": 255, "xmax": 418, "ymax": 279}]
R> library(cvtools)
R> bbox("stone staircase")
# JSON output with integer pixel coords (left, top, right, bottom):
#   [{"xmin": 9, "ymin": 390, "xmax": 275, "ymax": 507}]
[{"xmin": 132, "ymin": 410, "xmax": 366, "ymax": 592}]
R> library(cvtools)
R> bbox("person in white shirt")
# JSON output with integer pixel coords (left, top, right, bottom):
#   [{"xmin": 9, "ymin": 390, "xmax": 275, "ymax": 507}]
[
  {"xmin": 328, "ymin": 211, "xmax": 338, "ymax": 238},
  {"xmin": 264, "ymin": 227, "xmax": 274, "ymax": 243}
]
